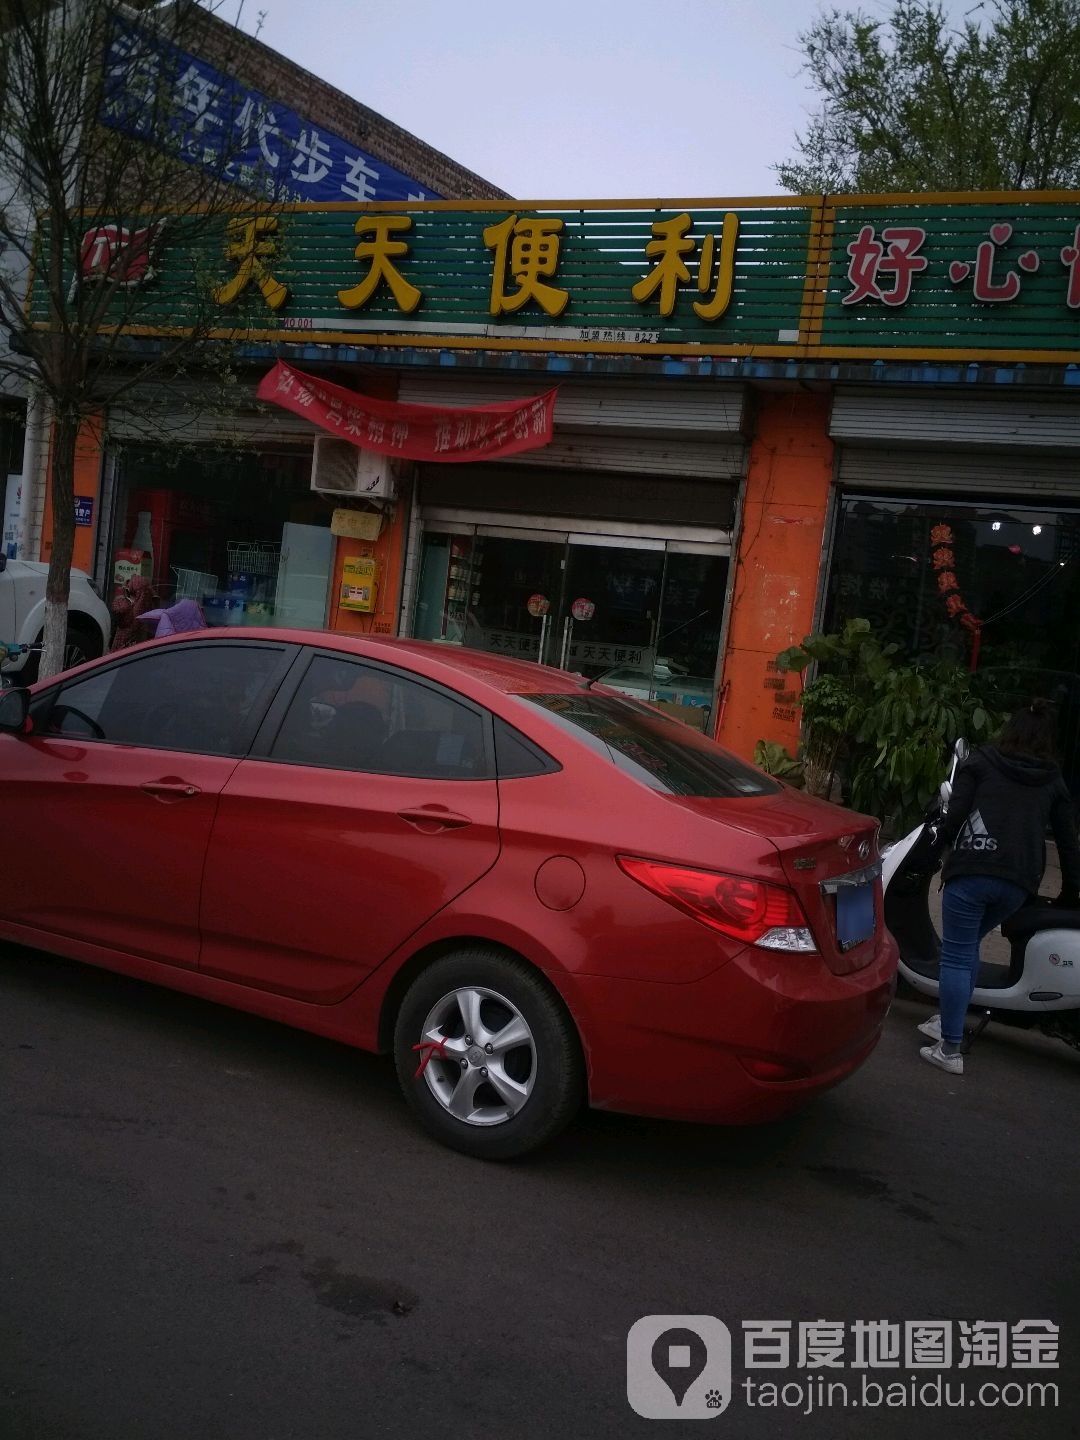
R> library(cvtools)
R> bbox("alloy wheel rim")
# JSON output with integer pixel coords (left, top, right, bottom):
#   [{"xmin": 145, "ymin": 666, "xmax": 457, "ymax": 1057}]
[{"xmin": 418, "ymin": 985, "xmax": 536, "ymax": 1127}]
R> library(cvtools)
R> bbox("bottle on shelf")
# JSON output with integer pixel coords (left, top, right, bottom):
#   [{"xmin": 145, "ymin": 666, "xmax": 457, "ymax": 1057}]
[{"xmin": 131, "ymin": 510, "xmax": 154, "ymax": 565}]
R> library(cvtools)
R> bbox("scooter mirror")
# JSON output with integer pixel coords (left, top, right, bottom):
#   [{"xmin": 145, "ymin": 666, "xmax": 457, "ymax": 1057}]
[{"xmin": 954, "ymin": 738, "xmax": 970, "ymax": 760}]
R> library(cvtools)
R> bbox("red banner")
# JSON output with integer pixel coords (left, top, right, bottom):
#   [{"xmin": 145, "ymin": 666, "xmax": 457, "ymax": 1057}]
[{"xmin": 256, "ymin": 361, "xmax": 557, "ymax": 463}]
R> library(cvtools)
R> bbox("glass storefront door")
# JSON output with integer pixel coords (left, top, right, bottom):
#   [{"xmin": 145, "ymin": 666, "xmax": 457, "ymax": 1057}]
[
  {"xmin": 414, "ymin": 530, "xmax": 563, "ymax": 660},
  {"xmin": 555, "ymin": 541, "xmax": 665, "ymax": 678},
  {"xmin": 413, "ymin": 524, "xmax": 729, "ymax": 727}
]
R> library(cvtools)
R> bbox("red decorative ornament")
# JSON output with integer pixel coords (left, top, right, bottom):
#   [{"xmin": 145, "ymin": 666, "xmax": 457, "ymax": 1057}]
[{"xmin": 928, "ymin": 523, "xmax": 982, "ymax": 671}]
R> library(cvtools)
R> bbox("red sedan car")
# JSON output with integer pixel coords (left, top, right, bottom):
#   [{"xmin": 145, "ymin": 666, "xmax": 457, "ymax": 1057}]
[{"xmin": 0, "ymin": 630, "xmax": 896, "ymax": 1158}]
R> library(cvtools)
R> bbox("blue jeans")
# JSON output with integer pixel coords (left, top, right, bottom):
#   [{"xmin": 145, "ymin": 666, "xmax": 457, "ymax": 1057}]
[{"xmin": 939, "ymin": 875, "xmax": 1028, "ymax": 1044}]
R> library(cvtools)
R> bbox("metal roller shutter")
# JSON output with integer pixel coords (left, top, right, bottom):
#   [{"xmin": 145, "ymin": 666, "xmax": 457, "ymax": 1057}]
[
  {"xmin": 837, "ymin": 446, "xmax": 1080, "ymax": 497},
  {"xmin": 418, "ymin": 463, "xmax": 736, "ymax": 529},
  {"xmin": 397, "ymin": 374, "xmax": 746, "ymax": 437},
  {"xmin": 398, "ymin": 374, "xmax": 747, "ymax": 479},
  {"xmin": 830, "ymin": 389, "xmax": 1080, "ymax": 452},
  {"xmin": 502, "ymin": 433, "xmax": 742, "ymax": 479},
  {"xmin": 104, "ymin": 380, "xmax": 316, "ymax": 446}
]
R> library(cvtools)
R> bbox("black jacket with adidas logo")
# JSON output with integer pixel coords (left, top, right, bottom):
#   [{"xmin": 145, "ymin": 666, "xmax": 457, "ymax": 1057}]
[{"xmin": 940, "ymin": 745, "xmax": 1080, "ymax": 898}]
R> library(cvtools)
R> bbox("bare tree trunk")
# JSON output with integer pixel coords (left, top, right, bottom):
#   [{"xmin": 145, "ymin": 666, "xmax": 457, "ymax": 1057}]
[
  {"xmin": 39, "ymin": 409, "xmax": 79, "ymax": 681},
  {"xmin": 803, "ymin": 732, "xmax": 843, "ymax": 802},
  {"xmin": 802, "ymin": 756, "xmax": 834, "ymax": 800}
]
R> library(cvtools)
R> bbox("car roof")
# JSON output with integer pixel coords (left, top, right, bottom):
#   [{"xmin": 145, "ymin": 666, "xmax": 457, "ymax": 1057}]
[{"xmin": 148, "ymin": 627, "xmax": 590, "ymax": 697}]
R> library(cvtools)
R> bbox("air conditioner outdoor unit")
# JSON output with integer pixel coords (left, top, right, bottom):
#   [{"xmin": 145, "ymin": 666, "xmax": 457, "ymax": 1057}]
[{"xmin": 310, "ymin": 436, "xmax": 397, "ymax": 499}]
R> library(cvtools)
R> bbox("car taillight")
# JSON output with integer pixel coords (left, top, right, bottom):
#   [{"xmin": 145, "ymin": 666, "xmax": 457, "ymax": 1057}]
[{"xmin": 617, "ymin": 856, "xmax": 818, "ymax": 953}]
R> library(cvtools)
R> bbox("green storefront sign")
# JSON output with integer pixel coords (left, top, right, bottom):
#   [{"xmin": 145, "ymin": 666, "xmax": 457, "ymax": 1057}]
[{"xmin": 30, "ymin": 191, "xmax": 1080, "ymax": 361}]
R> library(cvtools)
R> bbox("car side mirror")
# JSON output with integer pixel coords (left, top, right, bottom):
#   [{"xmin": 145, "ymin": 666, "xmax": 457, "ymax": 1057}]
[{"xmin": 0, "ymin": 686, "xmax": 30, "ymax": 734}]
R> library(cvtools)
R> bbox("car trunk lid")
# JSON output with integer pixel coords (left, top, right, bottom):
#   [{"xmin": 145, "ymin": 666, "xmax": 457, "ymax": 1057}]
[{"xmin": 669, "ymin": 789, "xmax": 882, "ymax": 975}]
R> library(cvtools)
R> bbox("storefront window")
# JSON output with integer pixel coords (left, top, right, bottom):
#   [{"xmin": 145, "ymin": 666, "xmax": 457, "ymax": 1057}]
[
  {"xmin": 110, "ymin": 445, "xmax": 334, "ymax": 630},
  {"xmin": 413, "ymin": 527, "xmax": 728, "ymax": 729},
  {"xmin": 825, "ymin": 495, "xmax": 1080, "ymax": 793}
]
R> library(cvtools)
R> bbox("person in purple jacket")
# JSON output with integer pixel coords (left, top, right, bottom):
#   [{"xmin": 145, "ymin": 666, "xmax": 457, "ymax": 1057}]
[
  {"xmin": 920, "ymin": 699, "xmax": 1080, "ymax": 1076},
  {"xmin": 139, "ymin": 598, "xmax": 206, "ymax": 637}
]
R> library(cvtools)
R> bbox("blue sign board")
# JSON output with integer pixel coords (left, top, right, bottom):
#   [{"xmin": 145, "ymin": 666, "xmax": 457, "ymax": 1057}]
[
  {"xmin": 74, "ymin": 496, "xmax": 94, "ymax": 528},
  {"xmin": 100, "ymin": 17, "xmax": 441, "ymax": 206}
]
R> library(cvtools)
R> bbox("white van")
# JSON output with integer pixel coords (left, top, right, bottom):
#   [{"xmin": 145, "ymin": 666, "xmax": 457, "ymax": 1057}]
[{"xmin": 0, "ymin": 556, "xmax": 112, "ymax": 681}]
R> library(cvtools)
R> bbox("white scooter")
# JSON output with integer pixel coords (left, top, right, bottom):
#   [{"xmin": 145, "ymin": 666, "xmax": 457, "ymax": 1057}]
[{"xmin": 881, "ymin": 740, "xmax": 1080, "ymax": 1052}]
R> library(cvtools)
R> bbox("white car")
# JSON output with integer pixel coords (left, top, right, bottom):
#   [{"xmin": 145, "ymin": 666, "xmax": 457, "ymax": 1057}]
[
  {"xmin": 0, "ymin": 556, "xmax": 112, "ymax": 681},
  {"xmin": 600, "ymin": 657, "xmax": 712, "ymax": 703}
]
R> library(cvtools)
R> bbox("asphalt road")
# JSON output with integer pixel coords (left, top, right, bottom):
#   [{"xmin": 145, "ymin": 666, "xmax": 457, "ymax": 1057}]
[{"xmin": 2, "ymin": 942, "xmax": 1078, "ymax": 1440}]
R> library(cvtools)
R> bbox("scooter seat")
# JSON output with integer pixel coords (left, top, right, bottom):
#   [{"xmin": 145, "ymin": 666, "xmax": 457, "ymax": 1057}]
[{"xmin": 1001, "ymin": 904, "xmax": 1080, "ymax": 943}]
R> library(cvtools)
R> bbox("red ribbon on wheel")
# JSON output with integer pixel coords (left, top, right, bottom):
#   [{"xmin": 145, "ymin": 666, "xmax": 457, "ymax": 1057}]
[{"xmin": 412, "ymin": 1038, "xmax": 449, "ymax": 1078}]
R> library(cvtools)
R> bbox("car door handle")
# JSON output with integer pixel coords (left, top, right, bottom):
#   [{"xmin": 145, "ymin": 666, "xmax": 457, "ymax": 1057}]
[
  {"xmin": 141, "ymin": 780, "xmax": 201, "ymax": 799},
  {"xmin": 396, "ymin": 806, "xmax": 472, "ymax": 832}
]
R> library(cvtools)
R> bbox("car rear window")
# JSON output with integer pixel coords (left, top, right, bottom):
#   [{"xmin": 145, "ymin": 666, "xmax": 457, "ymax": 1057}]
[{"xmin": 517, "ymin": 693, "xmax": 779, "ymax": 798}]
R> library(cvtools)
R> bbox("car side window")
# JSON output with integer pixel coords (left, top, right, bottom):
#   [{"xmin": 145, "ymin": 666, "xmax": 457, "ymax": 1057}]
[
  {"xmin": 42, "ymin": 643, "xmax": 286, "ymax": 756},
  {"xmin": 493, "ymin": 717, "xmax": 558, "ymax": 778},
  {"xmin": 268, "ymin": 655, "xmax": 487, "ymax": 779}
]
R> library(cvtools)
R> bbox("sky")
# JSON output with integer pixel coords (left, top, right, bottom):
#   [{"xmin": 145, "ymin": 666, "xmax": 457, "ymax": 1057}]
[{"xmin": 241, "ymin": 0, "xmax": 833, "ymax": 200}]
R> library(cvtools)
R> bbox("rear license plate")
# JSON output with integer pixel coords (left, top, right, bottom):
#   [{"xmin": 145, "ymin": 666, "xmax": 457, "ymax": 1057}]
[{"xmin": 836, "ymin": 883, "xmax": 875, "ymax": 950}]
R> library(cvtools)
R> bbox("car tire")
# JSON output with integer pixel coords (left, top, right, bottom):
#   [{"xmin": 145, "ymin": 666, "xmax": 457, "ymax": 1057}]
[
  {"xmin": 23, "ymin": 618, "xmax": 103, "ymax": 682},
  {"xmin": 393, "ymin": 948, "xmax": 584, "ymax": 1160},
  {"xmin": 894, "ymin": 973, "xmax": 919, "ymax": 1001}
]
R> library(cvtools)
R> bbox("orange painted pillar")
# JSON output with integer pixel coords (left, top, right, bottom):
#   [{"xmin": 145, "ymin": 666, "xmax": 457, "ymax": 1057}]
[
  {"xmin": 329, "ymin": 495, "xmax": 408, "ymax": 638},
  {"xmin": 327, "ymin": 369, "xmax": 407, "ymax": 637},
  {"xmin": 39, "ymin": 415, "xmax": 105, "ymax": 573},
  {"xmin": 716, "ymin": 392, "xmax": 834, "ymax": 761}
]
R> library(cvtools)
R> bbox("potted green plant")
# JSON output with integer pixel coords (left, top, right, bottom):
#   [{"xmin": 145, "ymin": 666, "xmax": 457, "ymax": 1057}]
[{"xmin": 757, "ymin": 618, "xmax": 1000, "ymax": 833}]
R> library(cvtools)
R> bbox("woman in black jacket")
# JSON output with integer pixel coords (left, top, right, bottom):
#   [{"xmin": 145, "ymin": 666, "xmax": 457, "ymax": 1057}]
[{"xmin": 920, "ymin": 699, "xmax": 1080, "ymax": 1076}]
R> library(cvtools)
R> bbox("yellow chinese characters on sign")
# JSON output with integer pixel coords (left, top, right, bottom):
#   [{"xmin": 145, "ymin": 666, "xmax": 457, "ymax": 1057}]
[
  {"xmin": 632, "ymin": 211, "xmax": 740, "ymax": 319},
  {"xmin": 213, "ymin": 216, "xmax": 288, "ymax": 311},
  {"xmin": 338, "ymin": 216, "xmax": 422, "ymax": 313},
  {"xmin": 210, "ymin": 207, "xmax": 742, "ymax": 331},
  {"xmin": 484, "ymin": 213, "xmax": 569, "ymax": 317}
]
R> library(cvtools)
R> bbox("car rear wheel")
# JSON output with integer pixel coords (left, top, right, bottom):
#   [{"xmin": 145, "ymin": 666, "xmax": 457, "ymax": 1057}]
[
  {"xmin": 393, "ymin": 948, "xmax": 584, "ymax": 1160},
  {"xmin": 23, "ymin": 618, "xmax": 103, "ymax": 681}
]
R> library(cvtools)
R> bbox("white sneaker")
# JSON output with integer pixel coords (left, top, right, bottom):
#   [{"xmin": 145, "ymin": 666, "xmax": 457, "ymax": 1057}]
[
  {"xmin": 920, "ymin": 1042, "xmax": 964, "ymax": 1076},
  {"xmin": 917, "ymin": 1014, "xmax": 942, "ymax": 1041}
]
